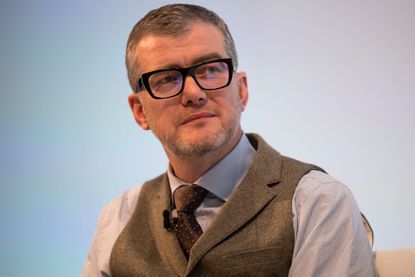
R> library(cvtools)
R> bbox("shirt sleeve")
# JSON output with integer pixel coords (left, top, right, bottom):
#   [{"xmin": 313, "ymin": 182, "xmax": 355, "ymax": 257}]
[
  {"xmin": 80, "ymin": 185, "xmax": 142, "ymax": 277},
  {"xmin": 289, "ymin": 170, "xmax": 376, "ymax": 277}
]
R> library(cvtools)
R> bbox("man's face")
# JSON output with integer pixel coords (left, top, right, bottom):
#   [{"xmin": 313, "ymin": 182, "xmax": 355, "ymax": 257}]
[{"xmin": 128, "ymin": 22, "xmax": 248, "ymax": 158}]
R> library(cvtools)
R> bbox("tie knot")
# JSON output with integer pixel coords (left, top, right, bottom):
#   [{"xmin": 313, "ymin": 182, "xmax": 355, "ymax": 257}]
[{"xmin": 174, "ymin": 184, "xmax": 208, "ymax": 213}]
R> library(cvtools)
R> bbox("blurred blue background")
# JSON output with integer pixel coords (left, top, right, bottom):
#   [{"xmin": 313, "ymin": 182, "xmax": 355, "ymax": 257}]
[{"xmin": 1, "ymin": 0, "xmax": 414, "ymax": 276}]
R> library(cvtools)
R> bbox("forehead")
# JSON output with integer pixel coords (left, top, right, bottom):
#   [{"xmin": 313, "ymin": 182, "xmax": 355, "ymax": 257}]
[{"xmin": 135, "ymin": 22, "xmax": 227, "ymax": 72}]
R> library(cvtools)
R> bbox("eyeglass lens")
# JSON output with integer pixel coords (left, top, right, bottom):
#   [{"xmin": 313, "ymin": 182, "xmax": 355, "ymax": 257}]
[{"xmin": 148, "ymin": 60, "xmax": 230, "ymax": 98}]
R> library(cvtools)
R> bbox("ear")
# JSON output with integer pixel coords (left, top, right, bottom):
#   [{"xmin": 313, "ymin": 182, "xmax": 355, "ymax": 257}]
[
  {"xmin": 237, "ymin": 71, "xmax": 249, "ymax": 112},
  {"xmin": 128, "ymin": 93, "xmax": 150, "ymax": 130}
]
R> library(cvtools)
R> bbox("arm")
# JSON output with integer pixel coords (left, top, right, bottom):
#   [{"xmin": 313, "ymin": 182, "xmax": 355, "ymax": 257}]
[{"xmin": 289, "ymin": 171, "xmax": 376, "ymax": 277}]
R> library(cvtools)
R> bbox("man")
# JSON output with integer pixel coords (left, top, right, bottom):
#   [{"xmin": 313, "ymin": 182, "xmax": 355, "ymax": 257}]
[{"xmin": 82, "ymin": 4, "xmax": 376, "ymax": 276}]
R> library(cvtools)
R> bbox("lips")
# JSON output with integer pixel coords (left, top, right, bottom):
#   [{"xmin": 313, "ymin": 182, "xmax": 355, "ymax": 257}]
[{"xmin": 181, "ymin": 111, "xmax": 215, "ymax": 125}]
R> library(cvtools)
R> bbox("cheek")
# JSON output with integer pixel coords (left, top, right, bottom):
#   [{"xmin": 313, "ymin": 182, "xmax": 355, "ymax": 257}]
[
  {"xmin": 149, "ymin": 108, "xmax": 178, "ymax": 131},
  {"xmin": 228, "ymin": 92, "xmax": 243, "ymax": 113},
  {"xmin": 141, "ymin": 105, "xmax": 159, "ymax": 129},
  {"xmin": 217, "ymin": 98, "xmax": 242, "ymax": 125}
]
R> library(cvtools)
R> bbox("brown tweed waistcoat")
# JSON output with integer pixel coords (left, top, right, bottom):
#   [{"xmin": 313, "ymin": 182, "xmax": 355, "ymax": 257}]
[{"xmin": 110, "ymin": 133, "xmax": 322, "ymax": 277}]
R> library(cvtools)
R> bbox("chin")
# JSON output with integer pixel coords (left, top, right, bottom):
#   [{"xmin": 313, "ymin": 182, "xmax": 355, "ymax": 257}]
[{"xmin": 168, "ymin": 126, "xmax": 240, "ymax": 157}]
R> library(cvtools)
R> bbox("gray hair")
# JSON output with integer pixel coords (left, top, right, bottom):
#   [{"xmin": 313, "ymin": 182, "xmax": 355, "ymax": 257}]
[{"xmin": 125, "ymin": 4, "xmax": 238, "ymax": 92}]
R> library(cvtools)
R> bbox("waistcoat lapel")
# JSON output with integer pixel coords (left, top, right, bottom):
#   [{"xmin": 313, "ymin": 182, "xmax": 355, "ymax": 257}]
[
  {"xmin": 153, "ymin": 174, "xmax": 188, "ymax": 274},
  {"xmin": 186, "ymin": 134, "xmax": 284, "ymax": 274}
]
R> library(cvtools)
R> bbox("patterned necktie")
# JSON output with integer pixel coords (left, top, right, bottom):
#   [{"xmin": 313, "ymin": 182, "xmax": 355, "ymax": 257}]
[{"xmin": 173, "ymin": 184, "xmax": 208, "ymax": 258}]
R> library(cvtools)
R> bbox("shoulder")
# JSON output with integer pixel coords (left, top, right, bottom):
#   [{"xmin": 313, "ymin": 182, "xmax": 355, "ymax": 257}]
[
  {"xmin": 290, "ymin": 172, "xmax": 376, "ymax": 275},
  {"xmin": 95, "ymin": 184, "xmax": 143, "ymax": 250},
  {"xmin": 292, "ymin": 170, "xmax": 363, "ymax": 237},
  {"xmin": 100, "ymin": 185, "xmax": 143, "ymax": 227},
  {"xmin": 99, "ymin": 172, "xmax": 166, "ymax": 229},
  {"xmin": 292, "ymin": 170, "xmax": 365, "ymax": 244},
  {"xmin": 294, "ymin": 170, "xmax": 353, "ymax": 208}
]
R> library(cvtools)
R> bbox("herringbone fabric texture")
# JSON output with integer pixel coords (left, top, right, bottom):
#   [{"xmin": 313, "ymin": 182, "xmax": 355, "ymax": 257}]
[{"xmin": 173, "ymin": 184, "xmax": 208, "ymax": 258}]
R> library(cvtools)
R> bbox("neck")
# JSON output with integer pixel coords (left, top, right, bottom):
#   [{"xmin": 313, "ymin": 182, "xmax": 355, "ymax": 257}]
[{"xmin": 166, "ymin": 129, "xmax": 242, "ymax": 183}]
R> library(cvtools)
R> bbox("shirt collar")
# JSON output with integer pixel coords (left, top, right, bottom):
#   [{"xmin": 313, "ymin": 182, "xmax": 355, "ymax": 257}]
[{"xmin": 167, "ymin": 133, "xmax": 256, "ymax": 201}]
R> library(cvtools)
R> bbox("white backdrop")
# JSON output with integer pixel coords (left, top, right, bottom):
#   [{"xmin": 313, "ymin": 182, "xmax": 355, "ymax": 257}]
[{"xmin": 1, "ymin": 1, "xmax": 414, "ymax": 276}]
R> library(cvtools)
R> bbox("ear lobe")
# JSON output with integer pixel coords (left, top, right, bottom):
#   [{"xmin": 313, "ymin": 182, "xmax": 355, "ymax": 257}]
[
  {"xmin": 237, "ymin": 72, "xmax": 249, "ymax": 112},
  {"xmin": 128, "ymin": 93, "xmax": 150, "ymax": 130}
]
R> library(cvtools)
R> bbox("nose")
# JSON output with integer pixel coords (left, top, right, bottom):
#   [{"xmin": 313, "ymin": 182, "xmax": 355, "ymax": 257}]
[{"xmin": 180, "ymin": 76, "xmax": 207, "ymax": 107}]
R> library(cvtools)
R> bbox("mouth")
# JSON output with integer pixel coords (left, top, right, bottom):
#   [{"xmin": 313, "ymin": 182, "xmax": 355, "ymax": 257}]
[{"xmin": 181, "ymin": 111, "xmax": 216, "ymax": 125}]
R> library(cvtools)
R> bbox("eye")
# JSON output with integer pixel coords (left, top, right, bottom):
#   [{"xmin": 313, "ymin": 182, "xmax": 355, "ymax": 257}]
[
  {"xmin": 149, "ymin": 70, "xmax": 183, "ymax": 93},
  {"xmin": 150, "ymin": 71, "xmax": 181, "ymax": 85},
  {"xmin": 156, "ymin": 75, "xmax": 180, "ymax": 85},
  {"xmin": 196, "ymin": 62, "xmax": 227, "ymax": 79},
  {"xmin": 205, "ymin": 65, "xmax": 221, "ymax": 74}
]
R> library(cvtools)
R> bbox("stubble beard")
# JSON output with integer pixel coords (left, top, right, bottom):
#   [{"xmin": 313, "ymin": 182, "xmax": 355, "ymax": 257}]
[
  {"xmin": 159, "ymin": 120, "xmax": 241, "ymax": 157},
  {"xmin": 148, "ymin": 109, "xmax": 242, "ymax": 157}
]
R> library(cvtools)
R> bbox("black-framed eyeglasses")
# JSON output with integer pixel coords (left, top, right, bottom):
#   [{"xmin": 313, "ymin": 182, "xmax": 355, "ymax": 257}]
[{"xmin": 136, "ymin": 58, "xmax": 234, "ymax": 99}]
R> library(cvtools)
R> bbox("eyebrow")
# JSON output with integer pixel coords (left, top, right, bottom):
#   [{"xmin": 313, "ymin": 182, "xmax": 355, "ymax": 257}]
[
  {"xmin": 191, "ymin": 53, "xmax": 224, "ymax": 65},
  {"xmin": 159, "ymin": 52, "xmax": 225, "ymax": 71}
]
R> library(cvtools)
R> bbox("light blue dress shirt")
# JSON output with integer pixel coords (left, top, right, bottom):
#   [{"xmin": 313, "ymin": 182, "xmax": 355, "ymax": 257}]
[{"xmin": 81, "ymin": 134, "xmax": 376, "ymax": 276}]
